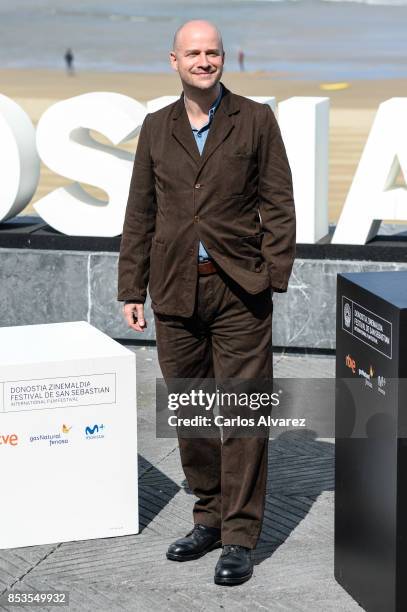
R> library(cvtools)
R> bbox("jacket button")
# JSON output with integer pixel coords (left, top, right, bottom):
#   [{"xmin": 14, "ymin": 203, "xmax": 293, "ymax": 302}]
[
  {"xmin": 194, "ymin": 215, "xmax": 200, "ymax": 223},
  {"xmin": 195, "ymin": 183, "xmax": 201, "ymax": 189}
]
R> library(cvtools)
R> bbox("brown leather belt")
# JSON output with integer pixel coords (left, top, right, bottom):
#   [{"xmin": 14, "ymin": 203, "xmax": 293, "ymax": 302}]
[{"xmin": 198, "ymin": 260, "xmax": 217, "ymax": 275}]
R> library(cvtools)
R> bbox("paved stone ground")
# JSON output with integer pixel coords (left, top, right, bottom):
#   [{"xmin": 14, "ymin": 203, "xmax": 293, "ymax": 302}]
[{"xmin": 0, "ymin": 347, "xmax": 362, "ymax": 612}]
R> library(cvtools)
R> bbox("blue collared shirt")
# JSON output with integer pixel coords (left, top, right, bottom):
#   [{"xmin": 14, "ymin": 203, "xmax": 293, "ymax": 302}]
[{"xmin": 188, "ymin": 85, "xmax": 223, "ymax": 262}]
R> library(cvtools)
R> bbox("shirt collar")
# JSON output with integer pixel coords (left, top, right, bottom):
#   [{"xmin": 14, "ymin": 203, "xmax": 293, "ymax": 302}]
[
  {"xmin": 187, "ymin": 83, "xmax": 224, "ymax": 131},
  {"xmin": 208, "ymin": 83, "xmax": 224, "ymax": 118}
]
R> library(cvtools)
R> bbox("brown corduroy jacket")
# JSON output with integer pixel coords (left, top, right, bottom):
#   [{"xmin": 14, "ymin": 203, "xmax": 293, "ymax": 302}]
[{"xmin": 117, "ymin": 83, "xmax": 296, "ymax": 317}]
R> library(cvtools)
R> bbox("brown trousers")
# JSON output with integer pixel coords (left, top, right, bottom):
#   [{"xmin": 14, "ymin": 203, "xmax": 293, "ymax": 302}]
[{"xmin": 154, "ymin": 267, "xmax": 273, "ymax": 549}]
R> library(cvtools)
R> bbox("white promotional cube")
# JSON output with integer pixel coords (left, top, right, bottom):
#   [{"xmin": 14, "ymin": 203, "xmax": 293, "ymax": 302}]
[{"xmin": 0, "ymin": 321, "xmax": 138, "ymax": 549}]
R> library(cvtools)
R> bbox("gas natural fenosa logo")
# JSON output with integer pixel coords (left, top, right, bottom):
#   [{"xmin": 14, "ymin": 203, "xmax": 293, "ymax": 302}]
[
  {"xmin": 358, "ymin": 365, "xmax": 374, "ymax": 389},
  {"xmin": 30, "ymin": 424, "xmax": 72, "ymax": 447}
]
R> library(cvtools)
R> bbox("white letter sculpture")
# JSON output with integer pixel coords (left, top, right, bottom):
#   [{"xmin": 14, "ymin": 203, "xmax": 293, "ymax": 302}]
[
  {"xmin": 35, "ymin": 92, "xmax": 147, "ymax": 236},
  {"xmin": 0, "ymin": 94, "xmax": 40, "ymax": 223},
  {"xmin": 332, "ymin": 97, "xmax": 407, "ymax": 245},
  {"xmin": 248, "ymin": 96, "xmax": 276, "ymax": 111},
  {"xmin": 146, "ymin": 96, "xmax": 179, "ymax": 113},
  {"xmin": 278, "ymin": 97, "xmax": 330, "ymax": 244}
]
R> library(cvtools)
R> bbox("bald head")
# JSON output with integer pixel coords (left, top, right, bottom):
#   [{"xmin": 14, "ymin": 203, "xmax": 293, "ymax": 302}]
[
  {"xmin": 173, "ymin": 20, "xmax": 223, "ymax": 54},
  {"xmin": 169, "ymin": 19, "xmax": 224, "ymax": 93}
]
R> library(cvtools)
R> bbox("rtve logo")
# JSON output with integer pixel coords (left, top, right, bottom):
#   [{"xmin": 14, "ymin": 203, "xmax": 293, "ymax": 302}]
[
  {"xmin": 345, "ymin": 354, "xmax": 356, "ymax": 374},
  {"xmin": 0, "ymin": 433, "xmax": 19, "ymax": 446}
]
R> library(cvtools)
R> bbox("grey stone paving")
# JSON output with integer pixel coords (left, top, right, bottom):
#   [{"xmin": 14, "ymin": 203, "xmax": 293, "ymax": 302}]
[{"xmin": 0, "ymin": 347, "xmax": 362, "ymax": 612}]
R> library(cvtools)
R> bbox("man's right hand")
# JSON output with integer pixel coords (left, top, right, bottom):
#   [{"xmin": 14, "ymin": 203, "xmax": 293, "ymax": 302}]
[{"xmin": 123, "ymin": 303, "xmax": 147, "ymax": 333}]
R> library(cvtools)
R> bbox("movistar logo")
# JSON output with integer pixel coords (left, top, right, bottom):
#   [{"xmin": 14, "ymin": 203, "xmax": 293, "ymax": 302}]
[{"xmin": 85, "ymin": 424, "xmax": 105, "ymax": 439}]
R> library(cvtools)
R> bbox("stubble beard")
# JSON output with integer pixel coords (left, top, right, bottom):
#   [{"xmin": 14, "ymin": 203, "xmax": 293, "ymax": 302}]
[{"xmin": 182, "ymin": 67, "xmax": 223, "ymax": 93}]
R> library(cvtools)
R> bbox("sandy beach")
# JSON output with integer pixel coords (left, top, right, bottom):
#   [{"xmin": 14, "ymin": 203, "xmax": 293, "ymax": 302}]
[{"xmin": 2, "ymin": 68, "xmax": 407, "ymax": 223}]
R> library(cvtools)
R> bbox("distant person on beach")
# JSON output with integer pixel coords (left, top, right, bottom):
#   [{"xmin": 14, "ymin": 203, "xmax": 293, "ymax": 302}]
[
  {"xmin": 238, "ymin": 49, "xmax": 245, "ymax": 71},
  {"xmin": 119, "ymin": 19, "xmax": 295, "ymax": 587},
  {"xmin": 64, "ymin": 48, "xmax": 74, "ymax": 75}
]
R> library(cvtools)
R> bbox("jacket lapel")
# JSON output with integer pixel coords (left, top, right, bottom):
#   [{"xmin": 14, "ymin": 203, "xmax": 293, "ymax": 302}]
[
  {"xmin": 171, "ymin": 98, "xmax": 201, "ymax": 165},
  {"xmin": 198, "ymin": 107, "xmax": 234, "ymax": 171}
]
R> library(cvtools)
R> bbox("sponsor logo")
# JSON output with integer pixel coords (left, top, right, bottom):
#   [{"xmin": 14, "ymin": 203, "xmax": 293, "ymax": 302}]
[
  {"xmin": 0, "ymin": 433, "xmax": 18, "ymax": 446},
  {"xmin": 30, "ymin": 424, "xmax": 72, "ymax": 447},
  {"xmin": 85, "ymin": 424, "xmax": 105, "ymax": 440},
  {"xmin": 345, "ymin": 354, "xmax": 356, "ymax": 374},
  {"xmin": 378, "ymin": 375, "xmax": 386, "ymax": 396},
  {"xmin": 344, "ymin": 302, "xmax": 352, "ymax": 328},
  {"xmin": 358, "ymin": 366, "xmax": 374, "ymax": 388}
]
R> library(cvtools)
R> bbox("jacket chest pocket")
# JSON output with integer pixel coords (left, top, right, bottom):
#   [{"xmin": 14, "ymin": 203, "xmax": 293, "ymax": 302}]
[{"xmin": 222, "ymin": 153, "xmax": 257, "ymax": 197}]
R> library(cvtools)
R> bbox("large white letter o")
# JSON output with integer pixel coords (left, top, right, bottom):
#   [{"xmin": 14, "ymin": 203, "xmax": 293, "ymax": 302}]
[
  {"xmin": 0, "ymin": 94, "xmax": 40, "ymax": 223},
  {"xmin": 35, "ymin": 92, "xmax": 146, "ymax": 237}
]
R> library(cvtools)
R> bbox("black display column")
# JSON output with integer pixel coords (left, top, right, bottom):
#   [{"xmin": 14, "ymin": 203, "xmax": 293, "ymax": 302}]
[{"xmin": 335, "ymin": 271, "xmax": 407, "ymax": 612}]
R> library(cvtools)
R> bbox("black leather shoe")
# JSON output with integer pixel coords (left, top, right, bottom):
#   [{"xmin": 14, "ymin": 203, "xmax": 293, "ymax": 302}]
[
  {"xmin": 214, "ymin": 545, "xmax": 253, "ymax": 585},
  {"xmin": 166, "ymin": 524, "xmax": 222, "ymax": 562}
]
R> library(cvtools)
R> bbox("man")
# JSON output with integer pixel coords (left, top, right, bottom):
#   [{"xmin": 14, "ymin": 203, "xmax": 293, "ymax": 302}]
[
  {"xmin": 64, "ymin": 48, "xmax": 74, "ymax": 76},
  {"xmin": 238, "ymin": 49, "xmax": 245, "ymax": 72},
  {"xmin": 118, "ymin": 20, "xmax": 296, "ymax": 586}
]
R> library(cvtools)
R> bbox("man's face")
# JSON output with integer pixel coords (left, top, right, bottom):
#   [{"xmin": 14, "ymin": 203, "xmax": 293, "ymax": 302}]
[{"xmin": 170, "ymin": 25, "xmax": 225, "ymax": 91}]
